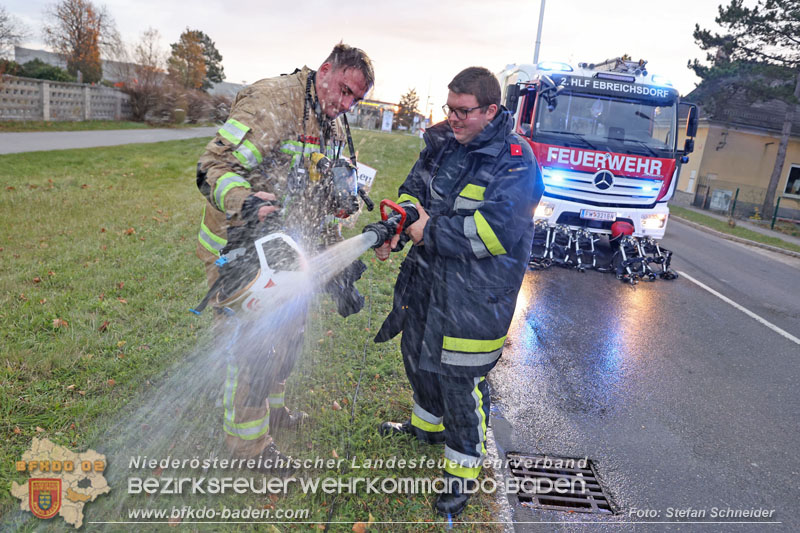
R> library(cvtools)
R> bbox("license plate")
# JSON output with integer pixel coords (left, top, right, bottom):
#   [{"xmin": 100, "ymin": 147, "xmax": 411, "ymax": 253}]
[{"xmin": 580, "ymin": 209, "xmax": 616, "ymax": 221}]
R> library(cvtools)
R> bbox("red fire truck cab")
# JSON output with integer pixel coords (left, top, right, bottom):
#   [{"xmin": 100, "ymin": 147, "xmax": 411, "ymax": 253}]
[{"xmin": 499, "ymin": 58, "xmax": 698, "ymax": 240}]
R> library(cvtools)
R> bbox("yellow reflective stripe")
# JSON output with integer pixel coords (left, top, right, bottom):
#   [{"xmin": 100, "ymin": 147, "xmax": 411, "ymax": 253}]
[
  {"xmin": 474, "ymin": 210, "xmax": 507, "ymax": 256},
  {"xmin": 214, "ymin": 172, "xmax": 250, "ymax": 211},
  {"xmin": 443, "ymin": 335, "xmax": 506, "ymax": 353},
  {"xmin": 459, "ymin": 184, "xmax": 485, "ymax": 201},
  {"xmin": 198, "ymin": 205, "xmax": 227, "ymax": 256},
  {"xmin": 233, "ymin": 140, "xmax": 262, "ymax": 170},
  {"xmin": 474, "ymin": 377, "xmax": 487, "ymax": 456},
  {"xmin": 223, "ymin": 364, "xmax": 270, "ymax": 440},
  {"xmin": 268, "ymin": 393, "xmax": 285, "ymax": 407},
  {"xmin": 397, "ymin": 194, "xmax": 420, "ymax": 205},
  {"xmin": 444, "ymin": 459, "xmax": 481, "ymax": 479},
  {"xmin": 218, "ymin": 119, "xmax": 250, "ymax": 144},
  {"xmin": 411, "ymin": 412, "xmax": 445, "ymax": 433}
]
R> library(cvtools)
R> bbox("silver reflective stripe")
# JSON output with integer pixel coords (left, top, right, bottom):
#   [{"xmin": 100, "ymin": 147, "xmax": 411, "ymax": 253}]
[
  {"xmin": 463, "ymin": 216, "xmax": 490, "ymax": 259},
  {"xmin": 471, "ymin": 377, "xmax": 487, "ymax": 457},
  {"xmin": 221, "ymin": 121, "xmax": 247, "ymax": 143},
  {"xmin": 454, "ymin": 197, "xmax": 484, "ymax": 211},
  {"xmin": 413, "ymin": 403, "xmax": 443, "ymax": 425},
  {"xmin": 444, "ymin": 445, "xmax": 482, "ymax": 467},
  {"xmin": 223, "ymin": 364, "xmax": 237, "ymax": 421},
  {"xmin": 214, "ymin": 174, "xmax": 249, "ymax": 211},
  {"xmin": 234, "ymin": 144, "xmax": 259, "ymax": 170},
  {"xmin": 441, "ymin": 347, "xmax": 503, "ymax": 367},
  {"xmin": 223, "ymin": 417, "xmax": 270, "ymax": 438},
  {"xmin": 199, "ymin": 227, "xmax": 225, "ymax": 254}
]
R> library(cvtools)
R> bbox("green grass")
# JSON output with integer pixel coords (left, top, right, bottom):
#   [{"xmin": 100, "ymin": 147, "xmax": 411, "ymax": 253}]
[
  {"xmin": 0, "ymin": 131, "xmax": 501, "ymax": 530},
  {"xmin": 670, "ymin": 206, "xmax": 800, "ymax": 253},
  {"xmin": 0, "ymin": 120, "xmax": 213, "ymax": 133}
]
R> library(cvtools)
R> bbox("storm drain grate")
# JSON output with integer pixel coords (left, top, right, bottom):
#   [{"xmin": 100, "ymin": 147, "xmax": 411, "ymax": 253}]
[{"xmin": 506, "ymin": 452, "xmax": 614, "ymax": 514}]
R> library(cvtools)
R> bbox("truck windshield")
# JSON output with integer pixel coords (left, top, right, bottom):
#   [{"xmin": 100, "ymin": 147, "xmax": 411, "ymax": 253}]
[{"xmin": 533, "ymin": 92, "xmax": 677, "ymax": 155}]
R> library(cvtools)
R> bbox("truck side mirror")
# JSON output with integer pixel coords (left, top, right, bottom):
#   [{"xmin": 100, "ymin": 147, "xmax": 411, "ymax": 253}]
[
  {"xmin": 683, "ymin": 138, "xmax": 695, "ymax": 154},
  {"xmin": 505, "ymin": 84, "xmax": 520, "ymax": 114},
  {"xmin": 680, "ymin": 102, "xmax": 699, "ymax": 138}
]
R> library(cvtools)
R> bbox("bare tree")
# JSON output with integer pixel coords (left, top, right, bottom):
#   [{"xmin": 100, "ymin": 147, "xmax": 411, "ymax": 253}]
[
  {"xmin": 42, "ymin": 0, "xmax": 120, "ymax": 83},
  {"xmin": 0, "ymin": 6, "xmax": 30, "ymax": 59},
  {"xmin": 117, "ymin": 28, "xmax": 167, "ymax": 121}
]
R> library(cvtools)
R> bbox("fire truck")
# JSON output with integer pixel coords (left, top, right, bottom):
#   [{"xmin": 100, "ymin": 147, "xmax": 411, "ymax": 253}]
[{"xmin": 499, "ymin": 57, "xmax": 699, "ymax": 281}]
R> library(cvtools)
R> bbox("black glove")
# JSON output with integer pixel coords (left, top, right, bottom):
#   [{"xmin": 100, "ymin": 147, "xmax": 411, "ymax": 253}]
[
  {"xmin": 240, "ymin": 194, "xmax": 277, "ymax": 223},
  {"xmin": 326, "ymin": 260, "xmax": 367, "ymax": 317}
]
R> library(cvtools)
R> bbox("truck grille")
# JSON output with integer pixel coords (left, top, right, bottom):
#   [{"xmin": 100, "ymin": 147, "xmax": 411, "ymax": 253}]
[{"xmin": 542, "ymin": 167, "xmax": 663, "ymax": 207}]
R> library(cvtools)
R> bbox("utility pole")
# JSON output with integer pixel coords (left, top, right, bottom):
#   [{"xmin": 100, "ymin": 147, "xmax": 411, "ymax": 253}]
[{"xmin": 533, "ymin": 0, "xmax": 546, "ymax": 64}]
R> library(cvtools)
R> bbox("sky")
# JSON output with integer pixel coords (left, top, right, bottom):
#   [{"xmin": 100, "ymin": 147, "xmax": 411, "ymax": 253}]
[{"xmin": 6, "ymin": 0, "xmax": 724, "ymax": 120}]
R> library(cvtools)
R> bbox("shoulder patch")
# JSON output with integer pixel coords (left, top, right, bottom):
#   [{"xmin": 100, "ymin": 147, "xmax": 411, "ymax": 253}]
[{"xmin": 510, "ymin": 144, "xmax": 523, "ymax": 157}]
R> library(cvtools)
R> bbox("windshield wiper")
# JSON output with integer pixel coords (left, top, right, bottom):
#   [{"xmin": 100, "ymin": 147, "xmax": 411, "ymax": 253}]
[
  {"xmin": 622, "ymin": 138, "xmax": 659, "ymax": 157},
  {"xmin": 544, "ymin": 131, "xmax": 597, "ymax": 150}
]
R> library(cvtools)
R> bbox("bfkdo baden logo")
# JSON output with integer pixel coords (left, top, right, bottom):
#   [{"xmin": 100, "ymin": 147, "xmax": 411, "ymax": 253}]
[
  {"xmin": 10, "ymin": 438, "xmax": 110, "ymax": 528},
  {"xmin": 29, "ymin": 478, "xmax": 63, "ymax": 519}
]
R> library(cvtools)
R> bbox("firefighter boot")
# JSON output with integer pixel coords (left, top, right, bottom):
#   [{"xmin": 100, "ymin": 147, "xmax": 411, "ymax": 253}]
[
  {"xmin": 379, "ymin": 420, "xmax": 446, "ymax": 444},
  {"xmin": 246, "ymin": 441, "xmax": 297, "ymax": 477},
  {"xmin": 434, "ymin": 473, "xmax": 477, "ymax": 517}
]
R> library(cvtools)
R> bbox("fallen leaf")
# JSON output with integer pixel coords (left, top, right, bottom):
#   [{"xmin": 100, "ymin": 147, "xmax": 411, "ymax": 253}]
[
  {"xmin": 117, "ymin": 340, "xmax": 126, "ymax": 348},
  {"xmin": 98, "ymin": 320, "xmax": 110, "ymax": 332},
  {"xmin": 98, "ymin": 293, "xmax": 104, "ymax": 301},
  {"xmin": 6, "ymin": 186, "xmax": 14, "ymax": 190},
  {"xmin": 153, "ymin": 466, "xmax": 163, "ymax": 476},
  {"xmin": 107, "ymin": 379, "xmax": 116, "ymax": 387},
  {"xmin": 269, "ymin": 494, "xmax": 279, "ymax": 504},
  {"xmin": 332, "ymin": 449, "xmax": 339, "ymax": 458},
  {"xmin": 13, "ymin": 427, "xmax": 21, "ymax": 434},
  {"xmin": 78, "ymin": 390, "xmax": 86, "ymax": 396},
  {"xmin": 18, "ymin": 293, "xmax": 26, "ymax": 301},
  {"xmin": 124, "ymin": 228, "xmax": 136, "ymax": 235},
  {"xmin": 47, "ymin": 270, "xmax": 55, "ymax": 276},
  {"xmin": 35, "ymin": 427, "xmax": 44, "ymax": 433},
  {"xmin": 117, "ymin": 282, "xmax": 124, "ymax": 289},
  {"xmin": 52, "ymin": 318, "xmax": 69, "ymax": 328},
  {"xmin": 100, "ymin": 227, "xmax": 106, "ymax": 233},
  {"xmin": 368, "ymin": 513, "xmax": 375, "ymax": 526},
  {"xmin": 80, "ymin": 184, "xmax": 89, "ymax": 189},
  {"xmin": 29, "ymin": 184, "xmax": 38, "ymax": 189},
  {"xmin": 352, "ymin": 522, "xmax": 367, "ymax": 533},
  {"xmin": 66, "ymin": 384, "xmax": 76, "ymax": 390},
  {"xmin": 326, "ymin": 329, "xmax": 334, "ymax": 337},
  {"xmin": 39, "ymin": 299, "xmax": 46, "ymax": 304},
  {"xmin": 168, "ymin": 516, "xmax": 180, "ymax": 526},
  {"xmin": 332, "ymin": 400, "xmax": 342, "ymax": 411},
  {"xmin": 117, "ymin": 298, "xmax": 127, "ymax": 304},
  {"xmin": 33, "ymin": 276, "xmax": 42, "ymax": 283}
]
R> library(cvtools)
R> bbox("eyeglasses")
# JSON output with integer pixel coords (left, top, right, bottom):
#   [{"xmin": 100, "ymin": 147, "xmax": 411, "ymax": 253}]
[{"xmin": 442, "ymin": 104, "xmax": 486, "ymax": 120}]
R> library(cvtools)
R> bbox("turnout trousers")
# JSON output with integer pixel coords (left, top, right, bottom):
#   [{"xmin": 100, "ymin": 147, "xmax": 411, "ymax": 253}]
[
  {"xmin": 205, "ymin": 261, "xmax": 301, "ymax": 458},
  {"xmin": 401, "ymin": 328, "xmax": 491, "ymax": 480}
]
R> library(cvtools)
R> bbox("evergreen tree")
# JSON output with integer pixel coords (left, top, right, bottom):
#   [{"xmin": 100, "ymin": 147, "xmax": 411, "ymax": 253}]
[
  {"xmin": 397, "ymin": 88, "xmax": 419, "ymax": 129},
  {"xmin": 690, "ymin": 0, "xmax": 800, "ymax": 216}
]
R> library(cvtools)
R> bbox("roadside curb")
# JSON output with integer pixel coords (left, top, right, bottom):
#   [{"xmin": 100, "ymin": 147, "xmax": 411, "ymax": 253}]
[{"xmin": 671, "ymin": 215, "xmax": 800, "ymax": 259}]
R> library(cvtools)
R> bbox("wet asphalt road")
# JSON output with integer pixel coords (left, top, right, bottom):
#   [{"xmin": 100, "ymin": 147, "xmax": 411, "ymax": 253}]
[{"xmin": 489, "ymin": 219, "xmax": 800, "ymax": 531}]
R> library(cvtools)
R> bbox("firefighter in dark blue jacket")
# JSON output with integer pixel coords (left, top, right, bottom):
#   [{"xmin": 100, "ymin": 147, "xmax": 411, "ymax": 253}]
[{"xmin": 374, "ymin": 67, "xmax": 544, "ymax": 516}]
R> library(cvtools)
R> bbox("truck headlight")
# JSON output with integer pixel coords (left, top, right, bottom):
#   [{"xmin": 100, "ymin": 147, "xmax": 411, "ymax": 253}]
[
  {"xmin": 534, "ymin": 201, "xmax": 555, "ymax": 218},
  {"xmin": 641, "ymin": 213, "xmax": 668, "ymax": 229}
]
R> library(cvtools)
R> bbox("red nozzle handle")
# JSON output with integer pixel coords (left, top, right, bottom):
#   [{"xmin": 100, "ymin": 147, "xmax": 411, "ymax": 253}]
[{"xmin": 380, "ymin": 199, "xmax": 406, "ymax": 236}]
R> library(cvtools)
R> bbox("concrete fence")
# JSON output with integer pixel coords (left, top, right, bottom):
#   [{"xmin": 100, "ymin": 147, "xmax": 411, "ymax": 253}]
[{"xmin": 0, "ymin": 75, "xmax": 133, "ymax": 121}]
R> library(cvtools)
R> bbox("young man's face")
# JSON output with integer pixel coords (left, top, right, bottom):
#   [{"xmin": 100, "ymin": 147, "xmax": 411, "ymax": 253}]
[
  {"xmin": 445, "ymin": 91, "xmax": 498, "ymax": 145},
  {"xmin": 316, "ymin": 63, "xmax": 370, "ymax": 119}
]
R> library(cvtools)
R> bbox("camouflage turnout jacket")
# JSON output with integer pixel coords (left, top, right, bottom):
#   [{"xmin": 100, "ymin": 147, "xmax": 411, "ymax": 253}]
[{"xmin": 196, "ymin": 66, "xmax": 346, "ymax": 267}]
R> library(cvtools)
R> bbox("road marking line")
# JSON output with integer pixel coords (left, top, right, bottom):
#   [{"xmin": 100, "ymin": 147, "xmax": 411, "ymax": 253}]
[{"xmin": 678, "ymin": 270, "xmax": 800, "ymax": 346}]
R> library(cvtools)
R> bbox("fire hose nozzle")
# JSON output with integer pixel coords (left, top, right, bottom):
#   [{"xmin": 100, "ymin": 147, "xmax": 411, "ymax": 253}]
[{"xmin": 361, "ymin": 199, "xmax": 420, "ymax": 256}]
